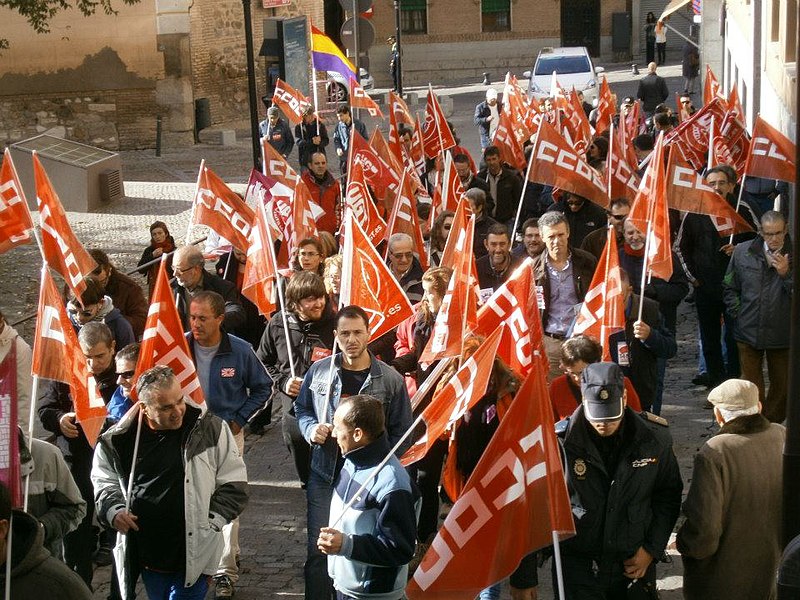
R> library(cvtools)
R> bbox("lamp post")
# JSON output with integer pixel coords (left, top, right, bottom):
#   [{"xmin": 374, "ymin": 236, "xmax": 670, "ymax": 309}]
[
  {"xmin": 242, "ymin": 0, "xmax": 261, "ymax": 170},
  {"xmin": 393, "ymin": 0, "xmax": 403, "ymax": 95}
]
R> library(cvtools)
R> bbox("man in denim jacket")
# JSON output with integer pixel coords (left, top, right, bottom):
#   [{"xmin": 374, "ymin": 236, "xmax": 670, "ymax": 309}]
[{"xmin": 295, "ymin": 305, "xmax": 413, "ymax": 600}]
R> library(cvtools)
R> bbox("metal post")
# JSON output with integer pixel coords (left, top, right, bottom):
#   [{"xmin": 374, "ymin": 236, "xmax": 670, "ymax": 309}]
[
  {"xmin": 783, "ymin": 0, "xmax": 800, "ymax": 549},
  {"xmin": 352, "ymin": 0, "xmax": 360, "ymax": 121},
  {"xmin": 242, "ymin": 0, "xmax": 261, "ymax": 170},
  {"xmin": 393, "ymin": 0, "xmax": 403, "ymax": 96}
]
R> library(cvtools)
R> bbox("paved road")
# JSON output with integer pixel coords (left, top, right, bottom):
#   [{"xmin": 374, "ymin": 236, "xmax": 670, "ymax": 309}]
[{"xmin": 0, "ymin": 56, "xmax": 707, "ymax": 599}]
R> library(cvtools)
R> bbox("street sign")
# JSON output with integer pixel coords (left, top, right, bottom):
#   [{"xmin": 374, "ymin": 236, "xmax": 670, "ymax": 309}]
[
  {"xmin": 340, "ymin": 17, "xmax": 376, "ymax": 53},
  {"xmin": 338, "ymin": 0, "xmax": 373, "ymax": 12}
]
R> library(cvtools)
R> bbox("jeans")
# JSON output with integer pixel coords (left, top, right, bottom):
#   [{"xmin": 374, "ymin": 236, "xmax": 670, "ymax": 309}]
[
  {"xmin": 305, "ymin": 471, "xmax": 335, "ymax": 599},
  {"xmin": 141, "ymin": 570, "xmax": 208, "ymax": 600},
  {"xmin": 737, "ymin": 342, "xmax": 789, "ymax": 423},
  {"xmin": 695, "ymin": 288, "xmax": 739, "ymax": 385}
]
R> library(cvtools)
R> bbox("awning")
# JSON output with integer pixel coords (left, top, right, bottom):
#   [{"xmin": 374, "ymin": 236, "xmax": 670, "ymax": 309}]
[{"xmin": 660, "ymin": 0, "xmax": 691, "ymax": 21}]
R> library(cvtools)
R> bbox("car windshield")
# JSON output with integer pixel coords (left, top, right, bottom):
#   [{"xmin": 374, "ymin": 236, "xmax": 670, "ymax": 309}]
[{"xmin": 534, "ymin": 55, "xmax": 592, "ymax": 76}]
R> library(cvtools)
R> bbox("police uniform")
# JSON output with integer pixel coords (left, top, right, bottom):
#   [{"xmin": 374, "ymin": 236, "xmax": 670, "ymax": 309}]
[{"xmin": 557, "ymin": 363, "xmax": 683, "ymax": 599}]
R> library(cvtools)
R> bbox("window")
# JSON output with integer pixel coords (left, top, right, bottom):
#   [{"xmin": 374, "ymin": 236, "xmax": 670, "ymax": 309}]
[
  {"xmin": 401, "ymin": 0, "xmax": 427, "ymax": 35},
  {"xmin": 482, "ymin": 0, "xmax": 511, "ymax": 32},
  {"xmin": 770, "ymin": 0, "xmax": 781, "ymax": 42},
  {"xmin": 785, "ymin": 0, "xmax": 797, "ymax": 62},
  {"xmin": 534, "ymin": 56, "xmax": 592, "ymax": 76}
]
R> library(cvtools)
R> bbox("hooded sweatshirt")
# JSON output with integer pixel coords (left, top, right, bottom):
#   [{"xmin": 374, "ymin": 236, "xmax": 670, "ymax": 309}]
[{"xmin": 68, "ymin": 295, "xmax": 135, "ymax": 349}]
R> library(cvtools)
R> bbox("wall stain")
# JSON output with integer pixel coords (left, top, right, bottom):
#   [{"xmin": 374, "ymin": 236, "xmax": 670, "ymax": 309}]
[{"xmin": 0, "ymin": 47, "xmax": 155, "ymax": 95}]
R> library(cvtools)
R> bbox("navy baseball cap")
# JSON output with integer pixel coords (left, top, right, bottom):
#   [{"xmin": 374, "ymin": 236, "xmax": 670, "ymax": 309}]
[{"xmin": 581, "ymin": 362, "xmax": 625, "ymax": 422}]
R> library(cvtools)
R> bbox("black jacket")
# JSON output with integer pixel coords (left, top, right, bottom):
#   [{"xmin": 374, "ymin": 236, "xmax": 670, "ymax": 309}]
[
  {"xmin": 559, "ymin": 406, "xmax": 683, "ymax": 566},
  {"xmin": 636, "ymin": 73, "xmax": 669, "ymax": 113},
  {"xmin": 477, "ymin": 166, "xmax": 523, "ymax": 224},
  {"xmin": 609, "ymin": 294, "xmax": 677, "ymax": 410},
  {"xmin": 476, "ymin": 253, "xmax": 523, "ymax": 293},
  {"xmin": 473, "ymin": 214, "xmax": 500, "ymax": 260},
  {"xmin": 256, "ymin": 306, "xmax": 336, "ymax": 415},
  {"xmin": 215, "ymin": 252, "xmax": 267, "ymax": 347},
  {"xmin": 171, "ymin": 269, "xmax": 246, "ymax": 333},
  {"xmin": 462, "ymin": 174, "xmax": 495, "ymax": 216},
  {"xmin": 548, "ymin": 199, "xmax": 607, "ymax": 248},
  {"xmin": 295, "ymin": 119, "xmax": 329, "ymax": 167}
]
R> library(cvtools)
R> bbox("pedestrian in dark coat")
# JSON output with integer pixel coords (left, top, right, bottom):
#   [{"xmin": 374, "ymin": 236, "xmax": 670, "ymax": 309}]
[
  {"xmin": 682, "ymin": 40, "xmax": 700, "ymax": 94},
  {"xmin": 636, "ymin": 63, "xmax": 669, "ymax": 114}
]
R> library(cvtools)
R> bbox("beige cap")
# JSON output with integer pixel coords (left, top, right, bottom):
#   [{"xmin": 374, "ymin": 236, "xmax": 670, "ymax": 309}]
[{"xmin": 707, "ymin": 379, "xmax": 759, "ymax": 412}]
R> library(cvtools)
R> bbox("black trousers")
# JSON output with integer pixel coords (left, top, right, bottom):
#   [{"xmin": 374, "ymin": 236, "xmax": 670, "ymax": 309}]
[
  {"xmin": 411, "ymin": 437, "xmax": 448, "ymax": 542},
  {"xmin": 555, "ymin": 556, "xmax": 656, "ymax": 599},
  {"xmin": 656, "ymin": 43, "xmax": 666, "ymax": 64},
  {"xmin": 695, "ymin": 287, "xmax": 739, "ymax": 385},
  {"xmin": 64, "ymin": 457, "xmax": 95, "ymax": 588}
]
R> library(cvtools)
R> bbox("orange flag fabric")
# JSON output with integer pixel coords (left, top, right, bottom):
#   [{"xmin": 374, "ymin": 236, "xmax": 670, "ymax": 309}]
[
  {"xmin": 607, "ymin": 124, "xmax": 641, "ymax": 202},
  {"xmin": 32, "ymin": 266, "xmax": 105, "ymax": 446},
  {"xmin": 572, "ymin": 226, "xmax": 626, "ymax": 360},
  {"xmin": 344, "ymin": 163, "xmax": 387, "ymax": 245},
  {"xmin": 339, "ymin": 210, "xmax": 414, "ymax": 339},
  {"xmin": 703, "ymin": 65, "xmax": 722, "ymax": 106},
  {"xmin": 262, "ymin": 139, "xmax": 302, "ymax": 194},
  {"xmin": 628, "ymin": 134, "xmax": 672, "ymax": 281},
  {"xmin": 193, "ymin": 164, "xmax": 255, "ymax": 252},
  {"xmin": 422, "ymin": 88, "xmax": 457, "ymax": 159},
  {"xmin": 272, "ymin": 78, "xmax": 312, "ymax": 126},
  {"xmin": 492, "ymin": 109, "xmax": 527, "ymax": 171},
  {"xmin": 0, "ymin": 149, "xmax": 34, "ymax": 254},
  {"xmin": 667, "ymin": 152, "xmax": 753, "ymax": 236},
  {"xmin": 406, "ymin": 361, "xmax": 575, "ymax": 599},
  {"xmin": 136, "ymin": 258, "xmax": 205, "ymax": 405},
  {"xmin": 475, "ymin": 257, "xmax": 548, "ymax": 378},
  {"xmin": 349, "ymin": 78, "xmax": 384, "ymax": 118},
  {"xmin": 743, "ymin": 116, "xmax": 796, "ymax": 183},
  {"xmin": 402, "ymin": 325, "xmax": 504, "ymax": 467},
  {"xmin": 664, "ymin": 98, "xmax": 727, "ymax": 171},
  {"xmin": 383, "ymin": 171, "xmax": 428, "ymax": 270},
  {"xmin": 242, "ymin": 201, "xmax": 279, "ymax": 317},
  {"xmin": 528, "ymin": 120, "xmax": 609, "ymax": 208},
  {"xmin": 283, "ymin": 179, "xmax": 319, "ymax": 258},
  {"xmin": 712, "ymin": 111, "xmax": 750, "ymax": 177},
  {"xmin": 33, "ymin": 153, "xmax": 97, "ymax": 299},
  {"xmin": 350, "ymin": 130, "xmax": 399, "ymax": 199},
  {"xmin": 594, "ymin": 76, "xmax": 616, "ymax": 134}
]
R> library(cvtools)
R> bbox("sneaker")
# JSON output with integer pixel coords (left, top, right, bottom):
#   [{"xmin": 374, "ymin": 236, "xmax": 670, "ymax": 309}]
[{"xmin": 214, "ymin": 575, "xmax": 234, "ymax": 599}]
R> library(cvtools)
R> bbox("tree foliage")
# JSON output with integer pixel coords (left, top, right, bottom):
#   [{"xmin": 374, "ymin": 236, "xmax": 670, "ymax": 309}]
[{"xmin": 0, "ymin": 0, "xmax": 140, "ymax": 49}]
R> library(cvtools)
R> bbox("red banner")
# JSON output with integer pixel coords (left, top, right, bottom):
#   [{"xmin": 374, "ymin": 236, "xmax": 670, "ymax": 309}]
[
  {"xmin": 193, "ymin": 164, "xmax": 255, "ymax": 252},
  {"xmin": 561, "ymin": 89, "xmax": 593, "ymax": 155},
  {"xmin": 422, "ymin": 89, "xmax": 457, "ymax": 159},
  {"xmin": 664, "ymin": 98, "xmax": 727, "ymax": 171},
  {"xmin": 33, "ymin": 154, "xmax": 97, "ymax": 299},
  {"xmin": 594, "ymin": 76, "xmax": 616, "ymax": 134},
  {"xmin": 0, "ymin": 149, "xmax": 34, "ymax": 255},
  {"xmin": 607, "ymin": 125, "xmax": 640, "ymax": 202},
  {"xmin": 492, "ymin": 109, "xmax": 527, "ymax": 171},
  {"xmin": 703, "ymin": 64, "xmax": 722, "ymax": 106},
  {"xmin": 344, "ymin": 163, "xmax": 387, "ymax": 245},
  {"xmin": 712, "ymin": 111, "xmax": 750, "ymax": 177},
  {"xmin": 403, "ymin": 326, "xmax": 504, "ymax": 466},
  {"xmin": 743, "ymin": 115, "xmax": 796, "ymax": 183},
  {"xmin": 136, "ymin": 259, "xmax": 205, "ymax": 405},
  {"xmin": 528, "ymin": 120, "xmax": 609, "ymax": 208},
  {"xmin": 406, "ymin": 362, "xmax": 575, "ymax": 599},
  {"xmin": 573, "ymin": 226, "xmax": 625, "ymax": 360},
  {"xmin": 242, "ymin": 201, "xmax": 279, "ymax": 317},
  {"xmin": 272, "ymin": 78, "xmax": 312, "ymax": 126},
  {"xmin": 350, "ymin": 131, "xmax": 399, "ymax": 199},
  {"xmin": 283, "ymin": 179, "xmax": 319, "ymax": 259},
  {"xmin": 384, "ymin": 171, "xmax": 427, "ymax": 270},
  {"xmin": 503, "ymin": 74, "xmax": 540, "ymax": 143},
  {"xmin": 349, "ymin": 78, "xmax": 383, "ymax": 118},
  {"xmin": 339, "ymin": 210, "xmax": 414, "ymax": 339}
]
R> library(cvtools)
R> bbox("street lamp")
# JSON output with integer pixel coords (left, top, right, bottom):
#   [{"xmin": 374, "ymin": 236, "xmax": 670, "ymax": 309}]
[
  {"xmin": 394, "ymin": 0, "xmax": 403, "ymax": 95},
  {"xmin": 242, "ymin": 0, "xmax": 261, "ymax": 170}
]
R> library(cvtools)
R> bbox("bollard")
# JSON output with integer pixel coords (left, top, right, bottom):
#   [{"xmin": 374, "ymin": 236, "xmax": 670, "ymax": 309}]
[
  {"xmin": 482, "ymin": 72, "xmax": 491, "ymax": 85},
  {"xmin": 632, "ymin": 64, "xmax": 640, "ymax": 75},
  {"xmin": 155, "ymin": 115, "xmax": 162, "ymax": 157}
]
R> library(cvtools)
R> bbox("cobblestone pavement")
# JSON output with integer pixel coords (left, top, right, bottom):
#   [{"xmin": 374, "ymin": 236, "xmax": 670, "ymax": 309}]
[{"xmin": 0, "ymin": 59, "xmax": 709, "ymax": 599}]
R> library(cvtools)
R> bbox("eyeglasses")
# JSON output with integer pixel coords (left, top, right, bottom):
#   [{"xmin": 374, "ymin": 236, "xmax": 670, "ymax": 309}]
[
  {"xmin": 392, "ymin": 251, "xmax": 414, "ymax": 260},
  {"xmin": 69, "ymin": 306, "xmax": 96, "ymax": 318},
  {"xmin": 298, "ymin": 251, "xmax": 320, "ymax": 258},
  {"xmin": 173, "ymin": 265, "xmax": 197, "ymax": 275},
  {"xmin": 607, "ymin": 212, "xmax": 627, "ymax": 220},
  {"xmin": 116, "ymin": 370, "xmax": 136, "ymax": 380}
]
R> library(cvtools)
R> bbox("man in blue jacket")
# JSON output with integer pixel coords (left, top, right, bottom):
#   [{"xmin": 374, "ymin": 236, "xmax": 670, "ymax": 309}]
[
  {"xmin": 295, "ymin": 305, "xmax": 413, "ymax": 600},
  {"xmin": 318, "ymin": 394, "xmax": 417, "ymax": 600},
  {"xmin": 186, "ymin": 290, "xmax": 273, "ymax": 599}
]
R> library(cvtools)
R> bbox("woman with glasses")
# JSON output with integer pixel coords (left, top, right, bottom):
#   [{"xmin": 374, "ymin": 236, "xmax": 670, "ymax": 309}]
[
  {"xmin": 427, "ymin": 210, "xmax": 454, "ymax": 267},
  {"xmin": 292, "ymin": 237, "xmax": 326, "ymax": 276},
  {"xmin": 549, "ymin": 334, "xmax": 641, "ymax": 421}
]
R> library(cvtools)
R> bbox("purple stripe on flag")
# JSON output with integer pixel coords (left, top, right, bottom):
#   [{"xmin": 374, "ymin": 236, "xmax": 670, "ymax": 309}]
[{"xmin": 312, "ymin": 51, "xmax": 356, "ymax": 80}]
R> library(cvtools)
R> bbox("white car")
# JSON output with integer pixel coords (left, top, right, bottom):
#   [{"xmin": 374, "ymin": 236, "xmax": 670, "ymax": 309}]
[
  {"xmin": 326, "ymin": 68, "xmax": 374, "ymax": 103},
  {"xmin": 523, "ymin": 47, "xmax": 605, "ymax": 103}
]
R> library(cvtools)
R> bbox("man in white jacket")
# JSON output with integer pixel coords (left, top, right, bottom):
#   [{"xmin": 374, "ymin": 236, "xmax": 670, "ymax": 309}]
[{"xmin": 92, "ymin": 365, "xmax": 248, "ymax": 600}]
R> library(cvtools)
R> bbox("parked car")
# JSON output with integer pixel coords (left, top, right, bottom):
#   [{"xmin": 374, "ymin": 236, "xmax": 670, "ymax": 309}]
[
  {"xmin": 326, "ymin": 68, "xmax": 374, "ymax": 103},
  {"xmin": 523, "ymin": 46, "xmax": 605, "ymax": 103}
]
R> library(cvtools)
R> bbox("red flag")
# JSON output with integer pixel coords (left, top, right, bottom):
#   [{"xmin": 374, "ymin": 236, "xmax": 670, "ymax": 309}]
[
  {"xmin": 664, "ymin": 98, "xmax": 727, "ymax": 171},
  {"xmin": 282, "ymin": 180, "xmax": 320, "ymax": 258},
  {"xmin": 418, "ymin": 215, "xmax": 478, "ymax": 363},
  {"xmin": 271, "ymin": 78, "xmax": 312, "ymax": 126},
  {"xmin": 388, "ymin": 91, "xmax": 414, "ymax": 161},
  {"xmin": 349, "ymin": 78, "xmax": 384, "ymax": 118},
  {"xmin": 31, "ymin": 267, "xmax": 104, "ymax": 447},
  {"xmin": 406, "ymin": 363, "xmax": 575, "ymax": 599},
  {"xmin": 344, "ymin": 163, "xmax": 387, "ymax": 245},
  {"xmin": 743, "ymin": 116, "xmax": 796, "ymax": 183},
  {"xmin": 339, "ymin": 210, "xmax": 414, "ymax": 339},
  {"xmin": 726, "ymin": 85, "xmax": 744, "ymax": 122},
  {"xmin": 627, "ymin": 134, "xmax": 672, "ymax": 281},
  {"xmin": 0, "ymin": 346, "xmax": 21, "ymax": 506},
  {"xmin": 623, "ymin": 100, "xmax": 645, "ymax": 150},
  {"xmin": 572, "ymin": 227, "xmax": 625, "ymax": 360},
  {"xmin": 607, "ymin": 124, "xmax": 640, "ymax": 202},
  {"xmin": 136, "ymin": 258, "xmax": 205, "ymax": 406},
  {"xmin": 384, "ymin": 171, "xmax": 428, "ymax": 270},
  {"xmin": 594, "ymin": 76, "xmax": 616, "ymax": 134},
  {"xmin": 350, "ymin": 131, "xmax": 399, "ymax": 199},
  {"xmin": 370, "ymin": 128, "xmax": 405, "ymax": 179},
  {"xmin": 703, "ymin": 64, "xmax": 722, "ymax": 106},
  {"xmin": 528, "ymin": 120, "xmax": 609, "ymax": 208},
  {"xmin": 561, "ymin": 89, "xmax": 593, "ymax": 155},
  {"xmin": 475, "ymin": 258, "xmax": 548, "ymax": 378},
  {"xmin": 503, "ymin": 73, "xmax": 540, "ymax": 143},
  {"xmin": 409, "ymin": 116, "xmax": 427, "ymax": 176},
  {"xmin": 402, "ymin": 326, "xmax": 504, "ymax": 466},
  {"xmin": 193, "ymin": 164, "xmax": 255, "ymax": 252},
  {"xmin": 430, "ymin": 153, "xmax": 466, "ymax": 228},
  {"xmin": 439, "ymin": 196, "xmax": 472, "ymax": 269},
  {"xmin": 242, "ymin": 201, "xmax": 279, "ymax": 316},
  {"xmin": 667, "ymin": 151, "xmax": 754, "ymax": 236},
  {"xmin": 712, "ymin": 111, "xmax": 750, "ymax": 177},
  {"xmin": 33, "ymin": 153, "xmax": 97, "ymax": 299},
  {"xmin": 422, "ymin": 88, "xmax": 457, "ymax": 159},
  {"xmin": 492, "ymin": 109, "xmax": 527, "ymax": 171},
  {"xmin": 0, "ymin": 149, "xmax": 34, "ymax": 254}
]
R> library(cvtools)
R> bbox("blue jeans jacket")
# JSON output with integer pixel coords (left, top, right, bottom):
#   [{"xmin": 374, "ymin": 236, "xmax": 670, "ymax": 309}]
[{"xmin": 295, "ymin": 352, "xmax": 413, "ymax": 483}]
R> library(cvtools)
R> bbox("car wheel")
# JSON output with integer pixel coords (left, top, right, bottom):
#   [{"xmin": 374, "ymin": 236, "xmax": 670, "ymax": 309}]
[{"xmin": 327, "ymin": 81, "xmax": 348, "ymax": 104}]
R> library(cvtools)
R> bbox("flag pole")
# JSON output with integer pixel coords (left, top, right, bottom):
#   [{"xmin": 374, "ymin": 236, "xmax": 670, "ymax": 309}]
[
  {"xmin": 510, "ymin": 126, "xmax": 541, "ymax": 248},
  {"xmin": 707, "ymin": 115, "xmax": 715, "ymax": 172},
  {"xmin": 185, "ymin": 159, "xmax": 206, "ymax": 244},
  {"xmin": 728, "ymin": 175, "xmax": 747, "ymax": 246},
  {"xmin": 5, "ymin": 513, "xmax": 12, "ymax": 599},
  {"xmin": 636, "ymin": 219, "xmax": 653, "ymax": 324},
  {"xmin": 607, "ymin": 122, "xmax": 615, "ymax": 202},
  {"xmin": 601, "ymin": 225, "xmax": 614, "ymax": 357},
  {"xmin": 309, "ymin": 26, "xmax": 321, "ymax": 138},
  {"xmin": 552, "ymin": 531, "xmax": 567, "ymax": 600}
]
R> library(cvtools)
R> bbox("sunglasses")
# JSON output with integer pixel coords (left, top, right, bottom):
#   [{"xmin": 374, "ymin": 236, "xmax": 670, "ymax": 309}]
[
  {"xmin": 606, "ymin": 212, "xmax": 626, "ymax": 220},
  {"xmin": 116, "ymin": 370, "xmax": 136, "ymax": 380},
  {"xmin": 69, "ymin": 306, "xmax": 96, "ymax": 318}
]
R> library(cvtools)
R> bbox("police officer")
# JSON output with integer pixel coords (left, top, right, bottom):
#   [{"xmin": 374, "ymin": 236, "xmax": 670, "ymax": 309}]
[{"xmin": 557, "ymin": 362, "xmax": 682, "ymax": 598}]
